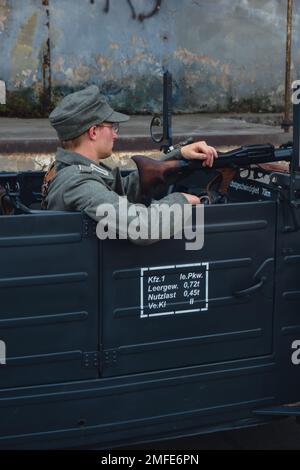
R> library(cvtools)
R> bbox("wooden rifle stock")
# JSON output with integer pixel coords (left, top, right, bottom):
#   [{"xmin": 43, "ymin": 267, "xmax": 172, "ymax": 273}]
[{"xmin": 131, "ymin": 155, "xmax": 191, "ymax": 201}]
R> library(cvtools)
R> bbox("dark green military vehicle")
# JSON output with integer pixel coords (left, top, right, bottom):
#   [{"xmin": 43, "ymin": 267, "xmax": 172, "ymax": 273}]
[{"xmin": 1, "ymin": 99, "xmax": 300, "ymax": 449}]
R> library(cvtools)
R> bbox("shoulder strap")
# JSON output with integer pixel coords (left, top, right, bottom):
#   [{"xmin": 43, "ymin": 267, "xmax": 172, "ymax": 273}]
[{"xmin": 41, "ymin": 162, "xmax": 57, "ymax": 209}]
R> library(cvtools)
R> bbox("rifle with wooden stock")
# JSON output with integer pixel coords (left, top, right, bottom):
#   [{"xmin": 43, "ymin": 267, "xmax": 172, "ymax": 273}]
[{"xmin": 132, "ymin": 143, "xmax": 293, "ymax": 204}]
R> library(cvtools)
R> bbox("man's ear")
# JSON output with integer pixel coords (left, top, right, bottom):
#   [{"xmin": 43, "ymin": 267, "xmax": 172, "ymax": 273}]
[{"xmin": 87, "ymin": 125, "xmax": 98, "ymax": 141}]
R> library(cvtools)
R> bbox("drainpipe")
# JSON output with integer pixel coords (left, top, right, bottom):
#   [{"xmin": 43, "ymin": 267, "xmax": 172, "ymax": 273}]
[
  {"xmin": 42, "ymin": 0, "xmax": 52, "ymax": 113},
  {"xmin": 282, "ymin": 0, "xmax": 293, "ymax": 133}
]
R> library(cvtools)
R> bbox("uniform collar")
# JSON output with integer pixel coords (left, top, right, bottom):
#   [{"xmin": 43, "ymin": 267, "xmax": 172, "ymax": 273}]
[{"xmin": 55, "ymin": 147, "xmax": 113, "ymax": 176}]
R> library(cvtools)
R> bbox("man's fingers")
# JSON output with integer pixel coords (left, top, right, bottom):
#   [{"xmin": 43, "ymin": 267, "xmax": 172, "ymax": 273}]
[
  {"xmin": 206, "ymin": 146, "xmax": 218, "ymax": 160},
  {"xmin": 190, "ymin": 151, "xmax": 207, "ymax": 160},
  {"xmin": 202, "ymin": 156, "xmax": 213, "ymax": 168},
  {"xmin": 180, "ymin": 192, "xmax": 201, "ymax": 204},
  {"xmin": 196, "ymin": 142, "xmax": 212, "ymax": 158},
  {"xmin": 209, "ymin": 145, "xmax": 218, "ymax": 159},
  {"xmin": 189, "ymin": 151, "xmax": 214, "ymax": 167},
  {"xmin": 196, "ymin": 142, "xmax": 218, "ymax": 158}
]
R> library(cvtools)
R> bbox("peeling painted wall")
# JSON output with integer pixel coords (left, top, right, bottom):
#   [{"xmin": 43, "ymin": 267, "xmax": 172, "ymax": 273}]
[
  {"xmin": 0, "ymin": 0, "xmax": 300, "ymax": 115},
  {"xmin": 0, "ymin": 0, "xmax": 50, "ymax": 115}
]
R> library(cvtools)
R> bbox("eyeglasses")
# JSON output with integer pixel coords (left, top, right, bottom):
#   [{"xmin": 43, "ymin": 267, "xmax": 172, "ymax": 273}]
[{"xmin": 98, "ymin": 122, "xmax": 119, "ymax": 133}]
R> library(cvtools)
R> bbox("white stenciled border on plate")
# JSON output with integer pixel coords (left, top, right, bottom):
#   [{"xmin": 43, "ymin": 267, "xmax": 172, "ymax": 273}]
[{"xmin": 140, "ymin": 262, "xmax": 209, "ymax": 319}]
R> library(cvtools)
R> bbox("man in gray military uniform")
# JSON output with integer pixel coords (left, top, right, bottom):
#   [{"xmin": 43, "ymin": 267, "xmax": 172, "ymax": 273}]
[{"xmin": 46, "ymin": 85, "xmax": 217, "ymax": 244}]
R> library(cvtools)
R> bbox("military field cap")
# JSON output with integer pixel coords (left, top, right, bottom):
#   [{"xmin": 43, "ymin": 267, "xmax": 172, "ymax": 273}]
[{"xmin": 49, "ymin": 85, "xmax": 129, "ymax": 141}]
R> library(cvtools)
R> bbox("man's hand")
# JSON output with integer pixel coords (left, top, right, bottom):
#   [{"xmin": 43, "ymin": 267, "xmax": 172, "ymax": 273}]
[
  {"xmin": 180, "ymin": 193, "xmax": 201, "ymax": 204},
  {"xmin": 180, "ymin": 141, "xmax": 218, "ymax": 168}
]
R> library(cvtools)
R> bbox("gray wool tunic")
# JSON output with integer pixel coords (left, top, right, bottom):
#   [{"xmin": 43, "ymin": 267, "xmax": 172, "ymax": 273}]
[{"xmin": 46, "ymin": 147, "xmax": 188, "ymax": 245}]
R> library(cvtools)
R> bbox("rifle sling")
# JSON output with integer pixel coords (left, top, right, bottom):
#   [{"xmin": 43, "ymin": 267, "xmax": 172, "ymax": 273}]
[{"xmin": 41, "ymin": 162, "xmax": 57, "ymax": 209}]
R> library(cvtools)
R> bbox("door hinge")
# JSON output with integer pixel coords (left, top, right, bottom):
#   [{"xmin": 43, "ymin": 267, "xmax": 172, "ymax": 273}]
[
  {"xmin": 102, "ymin": 349, "xmax": 118, "ymax": 368},
  {"xmin": 82, "ymin": 351, "xmax": 100, "ymax": 369},
  {"xmin": 82, "ymin": 217, "xmax": 97, "ymax": 238}
]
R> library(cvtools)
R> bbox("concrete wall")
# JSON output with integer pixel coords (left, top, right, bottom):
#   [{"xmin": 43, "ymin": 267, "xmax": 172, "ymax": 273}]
[{"xmin": 0, "ymin": 0, "xmax": 300, "ymax": 116}]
